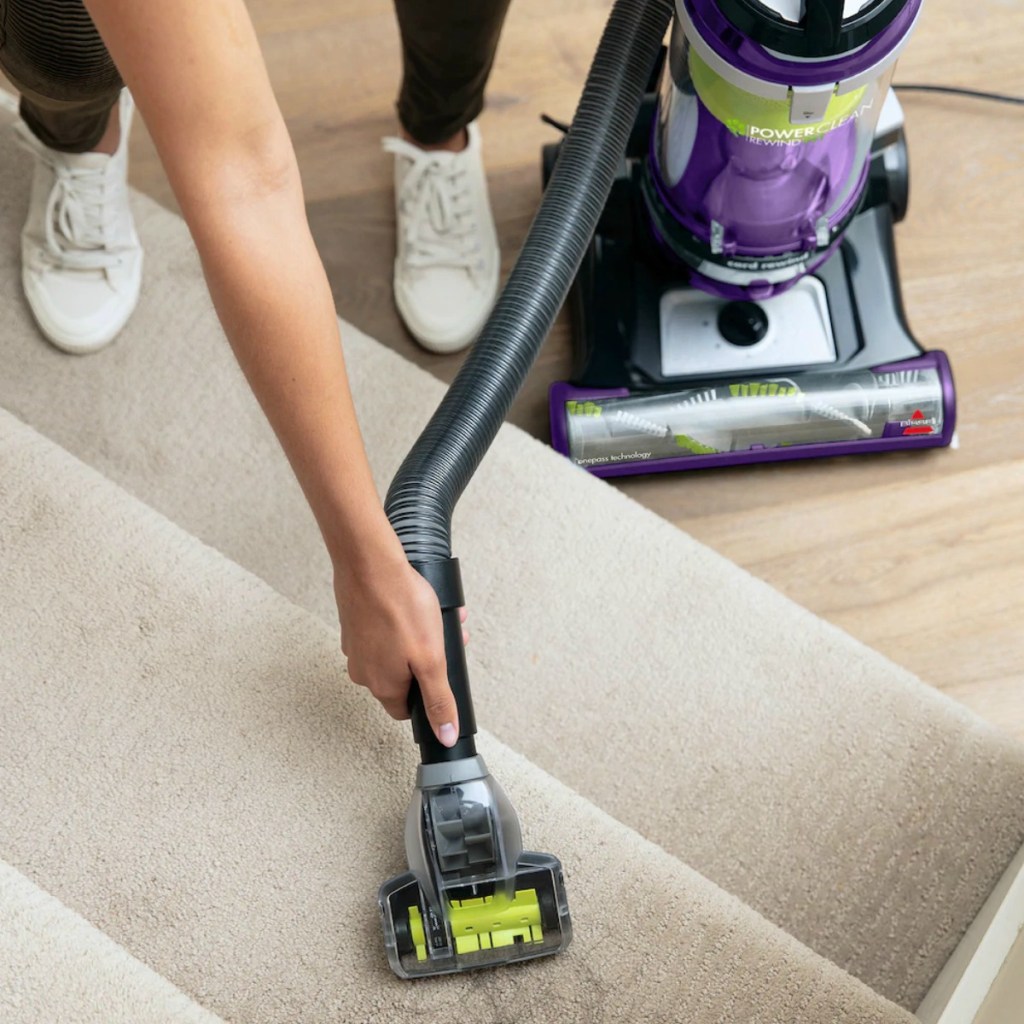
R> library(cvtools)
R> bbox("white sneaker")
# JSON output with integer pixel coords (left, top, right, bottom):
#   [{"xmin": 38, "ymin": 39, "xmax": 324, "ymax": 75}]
[
  {"xmin": 16, "ymin": 88, "xmax": 143, "ymax": 355},
  {"xmin": 383, "ymin": 122, "xmax": 499, "ymax": 354}
]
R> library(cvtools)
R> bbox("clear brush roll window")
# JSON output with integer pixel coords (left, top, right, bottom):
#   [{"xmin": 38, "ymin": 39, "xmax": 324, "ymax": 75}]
[
  {"xmin": 563, "ymin": 360, "xmax": 949, "ymax": 469},
  {"xmin": 648, "ymin": 18, "xmax": 895, "ymax": 293}
]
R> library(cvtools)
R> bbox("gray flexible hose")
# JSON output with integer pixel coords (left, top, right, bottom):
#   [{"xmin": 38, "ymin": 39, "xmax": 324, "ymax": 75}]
[{"xmin": 385, "ymin": 0, "xmax": 673, "ymax": 561}]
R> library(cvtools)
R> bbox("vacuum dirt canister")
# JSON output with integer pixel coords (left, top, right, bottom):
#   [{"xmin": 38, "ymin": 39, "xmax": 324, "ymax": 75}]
[{"xmin": 648, "ymin": 0, "xmax": 922, "ymax": 299}]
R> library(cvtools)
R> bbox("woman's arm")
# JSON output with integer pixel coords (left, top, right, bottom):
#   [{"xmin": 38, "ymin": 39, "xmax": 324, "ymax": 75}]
[{"xmin": 83, "ymin": 0, "xmax": 462, "ymax": 744}]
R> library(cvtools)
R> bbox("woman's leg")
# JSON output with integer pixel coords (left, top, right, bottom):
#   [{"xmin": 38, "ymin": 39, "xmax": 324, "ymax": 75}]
[
  {"xmin": 1, "ymin": 0, "xmax": 141, "ymax": 354},
  {"xmin": 0, "ymin": 0, "xmax": 123, "ymax": 151},
  {"xmin": 385, "ymin": 0, "xmax": 512, "ymax": 354},
  {"xmin": 391, "ymin": 0, "xmax": 513, "ymax": 146}
]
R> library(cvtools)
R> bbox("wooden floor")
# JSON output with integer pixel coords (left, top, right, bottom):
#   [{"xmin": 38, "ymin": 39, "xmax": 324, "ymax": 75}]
[{"xmin": 121, "ymin": 0, "xmax": 1023, "ymax": 737}]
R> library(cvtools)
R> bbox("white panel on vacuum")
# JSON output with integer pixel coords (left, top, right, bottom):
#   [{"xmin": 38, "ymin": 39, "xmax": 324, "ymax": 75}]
[
  {"xmin": 660, "ymin": 276, "xmax": 837, "ymax": 377},
  {"xmin": 876, "ymin": 88, "xmax": 905, "ymax": 136}
]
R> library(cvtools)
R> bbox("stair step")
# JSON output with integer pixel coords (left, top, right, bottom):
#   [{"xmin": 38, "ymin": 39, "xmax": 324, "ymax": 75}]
[
  {"xmin": 0, "ymin": 858, "xmax": 225, "ymax": 1024},
  {"xmin": 1, "ymin": 109, "xmax": 1023, "ymax": 1010},
  {"xmin": 0, "ymin": 410, "xmax": 913, "ymax": 1022}
]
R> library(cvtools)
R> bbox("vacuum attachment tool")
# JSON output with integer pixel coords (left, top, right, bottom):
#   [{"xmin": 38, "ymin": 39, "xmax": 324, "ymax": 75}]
[{"xmin": 379, "ymin": 755, "xmax": 572, "ymax": 978}]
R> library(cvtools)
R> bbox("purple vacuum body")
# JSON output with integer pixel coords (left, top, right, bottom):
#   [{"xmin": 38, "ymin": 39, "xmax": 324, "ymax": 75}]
[{"xmin": 546, "ymin": 0, "xmax": 955, "ymax": 475}]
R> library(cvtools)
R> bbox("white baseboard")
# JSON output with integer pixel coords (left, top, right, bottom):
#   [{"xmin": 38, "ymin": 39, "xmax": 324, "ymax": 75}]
[{"xmin": 916, "ymin": 841, "xmax": 1024, "ymax": 1023}]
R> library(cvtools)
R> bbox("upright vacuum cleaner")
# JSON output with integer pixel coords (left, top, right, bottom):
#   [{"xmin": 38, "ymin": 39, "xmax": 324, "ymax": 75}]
[
  {"xmin": 548, "ymin": 0, "xmax": 956, "ymax": 477},
  {"xmin": 378, "ymin": 0, "xmax": 676, "ymax": 979}
]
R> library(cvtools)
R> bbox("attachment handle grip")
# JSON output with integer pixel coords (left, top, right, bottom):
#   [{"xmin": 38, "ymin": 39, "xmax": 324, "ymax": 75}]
[{"xmin": 409, "ymin": 558, "xmax": 478, "ymax": 764}]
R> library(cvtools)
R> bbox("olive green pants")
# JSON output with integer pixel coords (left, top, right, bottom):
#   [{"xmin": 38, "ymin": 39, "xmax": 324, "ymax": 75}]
[{"xmin": 0, "ymin": 0, "xmax": 512, "ymax": 152}]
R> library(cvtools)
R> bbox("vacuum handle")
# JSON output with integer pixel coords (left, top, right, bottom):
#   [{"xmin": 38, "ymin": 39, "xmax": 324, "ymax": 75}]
[{"xmin": 409, "ymin": 559, "xmax": 478, "ymax": 764}]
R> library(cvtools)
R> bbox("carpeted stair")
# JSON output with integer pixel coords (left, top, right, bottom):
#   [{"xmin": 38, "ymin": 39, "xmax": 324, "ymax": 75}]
[{"xmin": 1, "ymin": 107, "xmax": 1022, "ymax": 1022}]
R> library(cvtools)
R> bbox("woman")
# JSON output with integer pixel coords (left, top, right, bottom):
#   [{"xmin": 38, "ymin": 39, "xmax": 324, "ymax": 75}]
[{"xmin": 1, "ymin": 0, "xmax": 513, "ymax": 745}]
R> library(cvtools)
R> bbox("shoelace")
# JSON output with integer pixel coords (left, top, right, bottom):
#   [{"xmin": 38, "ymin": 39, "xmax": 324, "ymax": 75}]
[
  {"xmin": 15, "ymin": 122, "xmax": 129, "ymax": 272},
  {"xmin": 382, "ymin": 136, "xmax": 484, "ymax": 276}
]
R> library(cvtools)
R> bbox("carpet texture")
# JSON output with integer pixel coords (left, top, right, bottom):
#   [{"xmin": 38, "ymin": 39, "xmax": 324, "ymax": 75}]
[
  {"xmin": 0, "ymin": 410, "xmax": 915, "ymax": 1024},
  {"xmin": 0, "ymin": 860, "xmax": 226, "ymax": 1024},
  {"xmin": 0, "ymin": 108, "xmax": 1019, "ymax": 1019},
  {"xmin": 2, "ymin": 111, "xmax": 1024, "ymax": 1013}
]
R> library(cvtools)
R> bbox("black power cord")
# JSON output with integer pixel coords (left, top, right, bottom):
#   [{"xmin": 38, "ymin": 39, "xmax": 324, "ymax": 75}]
[
  {"xmin": 540, "ymin": 113, "xmax": 571, "ymax": 134},
  {"xmin": 894, "ymin": 83, "xmax": 1024, "ymax": 106}
]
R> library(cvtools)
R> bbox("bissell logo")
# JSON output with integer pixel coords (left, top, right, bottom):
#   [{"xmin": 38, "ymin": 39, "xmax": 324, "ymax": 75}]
[{"xmin": 902, "ymin": 409, "xmax": 936, "ymax": 436}]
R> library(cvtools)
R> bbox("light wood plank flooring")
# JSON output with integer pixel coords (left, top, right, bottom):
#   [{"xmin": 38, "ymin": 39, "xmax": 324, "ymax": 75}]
[{"xmin": 35, "ymin": 0, "xmax": 1024, "ymax": 735}]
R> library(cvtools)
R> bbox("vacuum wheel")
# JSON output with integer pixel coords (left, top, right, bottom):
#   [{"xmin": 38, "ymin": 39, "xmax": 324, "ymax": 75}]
[
  {"xmin": 536, "ymin": 877, "xmax": 562, "ymax": 932},
  {"xmin": 885, "ymin": 127, "xmax": 910, "ymax": 224},
  {"xmin": 392, "ymin": 905, "xmax": 415, "ymax": 958}
]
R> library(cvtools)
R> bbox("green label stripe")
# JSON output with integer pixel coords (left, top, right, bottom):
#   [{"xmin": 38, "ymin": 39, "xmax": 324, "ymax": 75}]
[{"xmin": 689, "ymin": 48, "xmax": 868, "ymax": 143}]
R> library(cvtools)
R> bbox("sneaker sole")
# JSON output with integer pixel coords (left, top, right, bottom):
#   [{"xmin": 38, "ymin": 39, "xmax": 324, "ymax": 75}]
[
  {"xmin": 22, "ymin": 255, "xmax": 144, "ymax": 356},
  {"xmin": 394, "ymin": 266, "xmax": 500, "ymax": 355}
]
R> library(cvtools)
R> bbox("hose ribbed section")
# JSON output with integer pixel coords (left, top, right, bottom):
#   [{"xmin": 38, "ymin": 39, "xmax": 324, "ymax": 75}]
[{"xmin": 385, "ymin": 0, "xmax": 673, "ymax": 561}]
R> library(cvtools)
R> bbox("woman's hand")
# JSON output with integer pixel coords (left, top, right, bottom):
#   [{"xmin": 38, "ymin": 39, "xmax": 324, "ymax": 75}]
[{"xmin": 334, "ymin": 545, "xmax": 468, "ymax": 747}]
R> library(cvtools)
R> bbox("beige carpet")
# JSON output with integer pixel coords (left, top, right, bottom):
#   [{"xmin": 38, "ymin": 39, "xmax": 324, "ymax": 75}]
[
  {"xmin": 0, "ymin": 861, "xmax": 225, "ymax": 1024},
  {"xmin": 1, "ymin": 106, "xmax": 1023, "ymax": 1020},
  {"xmin": 1, "ymin": 409, "xmax": 914, "ymax": 1023}
]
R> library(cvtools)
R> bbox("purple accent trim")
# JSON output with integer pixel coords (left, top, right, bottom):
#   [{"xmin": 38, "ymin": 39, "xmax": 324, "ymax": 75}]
[
  {"xmin": 873, "ymin": 349, "xmax": 958, "ymax": 447},
  {"xmin": 588, "ymin": 431, "xmax": 947, "ymax": 477},
  {"xmin": 645, "ymin": 202, "xmax": 840, "ymax": 301},
  {"xmin": 683, "ymin": 0, "xmax": 922, "ymax": 88},
  {"xmin": 548, "ymin": 351, "xmax": 956, "ymax": 476}
]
